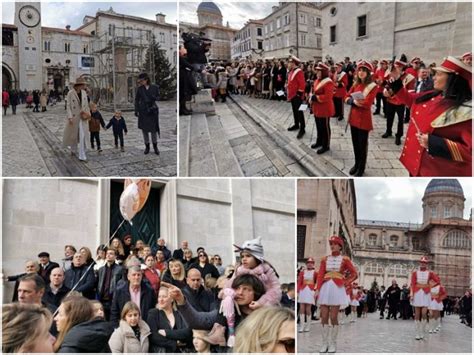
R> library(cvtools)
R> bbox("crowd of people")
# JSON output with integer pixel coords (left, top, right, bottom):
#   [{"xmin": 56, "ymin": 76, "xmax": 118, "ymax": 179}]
[
  {"xmin": 180, "ymin": 51, "xmax": 472, "ymax": 177},
  {"xmin": 2, "ymin": 88, "xmax": 64, "ymax": 116},
  {"xmin": 2, "ymin": 235, "xmax": 295, "ymax": 353},
  {"xmin": 297, "ymin": 237, "xmax": 471, "ymax": 353}
]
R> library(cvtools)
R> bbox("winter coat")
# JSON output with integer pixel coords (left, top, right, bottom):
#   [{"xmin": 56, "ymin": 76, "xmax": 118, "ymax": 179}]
[
  {"xmin": 63, "ymin": 264, "xmax": 96, "ymax": 299},
  {"xmin": 222, "ymin": 262, "xmax": 281, "ymax": 307},
  {"xmin": 216, "ymin": 72, "xmax": 229, "ymax": 90},
  {"xmin": 42, "ymin": 284, "xmax": 71, "ymax": 310},
  {"xmin": 62, "ymin": 89, "xmax": 90, "ymax": 147},
  {"xmin": 134, "ymin": 84, "xmax": 160, "ymax": 134},
  {"xmin": 179, "ymin": 56, "xmax": 198, "ymax": 101},
  {"xmin": 2, "ymin": 91, "xmax": 9, "ymax": 106},
  {"xmin": 40, "ymin": 93, "xmax": 48, "ymax": 107},
  {"xmin": 38, "ymin": 261, "xmax": 60, "ymax": 284},
  {"xmin": 108, "ymin": 319, "xmax": 151, "ymax": 353},
  {"xmin": 182, "ymin": 284, "xmax": 217, "ymax": 312},
  {"xmin": 89, "ymin": 111, "xmax": 106, "ymax": 132},
  {"xmin": 97, "ymin": 263, "xmax": 123, "ymax": 301},
  {"xmin": 106, "ymin": 116, "xmax": 128, "ymax": 135},
  {"xmin": 146, "ymin": 308, "xmax": 193, "ymax": 353},
  {"xmin": 189, "ymin": 262, "xmax": 220, "ymax": 280},
  {"xmin": 57, "ymin": 318, "xmax": 114, "ymax": 353},
  {"xmin": 9, "ymin": 91, "xmax": 19, "ymax": 106},
  {"xmin": 110, "ymin": 281, "xmax": 157, "ymax": 326}
]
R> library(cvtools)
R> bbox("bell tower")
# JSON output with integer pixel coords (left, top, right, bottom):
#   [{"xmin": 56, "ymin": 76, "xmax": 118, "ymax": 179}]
[{"xmin": 15, "ymin": 2, "xmax": 43, "ymax": 90}]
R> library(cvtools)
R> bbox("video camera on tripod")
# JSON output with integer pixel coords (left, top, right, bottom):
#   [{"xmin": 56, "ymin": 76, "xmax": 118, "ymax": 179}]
[{"xmin": 182, "ymin": 32, "xmax": 212, "ymax": 65}]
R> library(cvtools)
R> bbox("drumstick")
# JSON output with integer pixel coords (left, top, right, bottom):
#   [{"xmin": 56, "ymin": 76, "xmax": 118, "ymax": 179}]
[{"xmin": 411, "ymin": 117, "xmax": 421, "ymax": 134}]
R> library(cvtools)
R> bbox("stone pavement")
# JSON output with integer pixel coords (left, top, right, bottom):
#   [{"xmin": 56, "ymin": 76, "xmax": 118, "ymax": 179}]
[
  {"xmin": 298, "ymin": 312, "xmax": 472, "ymax": 353},
  {"xmin": 2, "ymin": 102, "xmax": 177, "ymax": 177},
  {"xmin": 231, "ymin": 95, "xmax": 410, "ymax": 177},
  {"xmin": 180, "ymin": 99, "xmax": 312, "ymax": 177}
]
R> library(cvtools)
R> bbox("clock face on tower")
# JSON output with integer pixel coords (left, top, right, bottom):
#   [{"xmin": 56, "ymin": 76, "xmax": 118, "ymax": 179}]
[{"xmin": 18, "ymin": 5, "xmax": 41, "ymax": 28}]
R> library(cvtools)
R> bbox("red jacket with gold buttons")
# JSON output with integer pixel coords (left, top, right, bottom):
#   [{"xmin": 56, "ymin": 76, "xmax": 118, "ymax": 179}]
[
  {"xmin": 395, "ymin": 88, "xmax": 472, "ymax": 176},
  {"xmin": 333, "ymin": 71, "xmax": 348, "ymax": 98},
  {"xmin": 375, "ymin": 68, "xmax": 387, "ymax": 93},
  {"xmin": 297, "ymin": 269, "xmax": 318, "ymax": 292},
  {"xmin": 311, "ymin": 78, "xmax": 335, "ymax": 117},
  {"xmin": 387, "ymin": 72, "xmax": 416, "ymax": 105},
  {"xmin": 315, "ymin": 255, "xmax": 357, "ymax": 291},
  {"xmin": 287, "ymin": 68, "xmax": 306, "ymax": 101},
  {"xmin": 345, "ymin": 82, "xmax": 378, "ymax": 131},
  {"xmin": 431, "ymin": 285, "xmax": 447, "ymax": 303},
  {"xmin": 410, "ymin": 269, "xmax": 440, "ymax": 295}
]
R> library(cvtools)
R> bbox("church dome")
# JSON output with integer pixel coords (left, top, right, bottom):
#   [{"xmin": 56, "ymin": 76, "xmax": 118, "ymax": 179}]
[
  {"xmin": 424, "ymin": 179, "xmax": 464, "ymax": 197},
  {"xmin": 197, "ymin": 1, "xmax": 222, "ymax": 16}
]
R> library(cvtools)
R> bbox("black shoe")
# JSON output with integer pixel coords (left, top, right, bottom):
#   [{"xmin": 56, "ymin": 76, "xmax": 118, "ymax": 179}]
[
  {"xmin": 395, "ymin": 136, "xmax": 402, "ymax": 145},
  {"xmin": 144, "ymin": 144, "xmax": 150, "ymax": 155},
  {"xmin": 349, "ymin": 165, "xmax": 358, "ymax": 175},
  {"xmin": 373, "ymin": 110, "xmax": 380, "ymax": 115},
  {"xmin": 311, "ymin": 142, "xmax": 322, "ymax": 149},
  {"xmin": 317, "ymin": 147, "xmax": 329, "ymax": 155},
  {"xmin": 153, "ymin": 143, "xmax": 160, "ymax": 155},
  {"xmin": 91, "ymin": 144, "xmax": 95, "ymax": 149},
  {"xmin": 380, "ymin": 316, "xmax": 384, "ymax": 319},
  {"xmin": 404, "ymin": 119, "xmax": 409, "ymax": 124},
  {"xmin": 288, "ymin": 125, "xmax": 299, "ymax": 131},
  {"xmin": 386, "ymin": 317, "xmax": 390, "ymax": 320},
  {"xmin": 382, "ymin": 132, "xmax": 392, "ymax": 138},
  {"xmin": 338, "ymin": 116, "xmax": 344, "ymax": 121},
  {"xmin": 296, "ymin": 129, "xmax": 305, "ymax": 139},
  {"xmin": 355, "ymin": 169, "xmax": 365, "ymax": 177}
]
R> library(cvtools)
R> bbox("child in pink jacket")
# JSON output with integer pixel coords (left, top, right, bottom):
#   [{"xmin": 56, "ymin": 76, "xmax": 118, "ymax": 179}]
[{"xmin": 219, "ymin": 236, "xmax": 281, "ymax": 346}]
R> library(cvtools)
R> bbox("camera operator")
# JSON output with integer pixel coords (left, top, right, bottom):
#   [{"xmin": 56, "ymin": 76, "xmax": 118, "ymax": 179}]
[{"xmin": 179, "ymin": 45, "xmax": 197, "ymax": 116}]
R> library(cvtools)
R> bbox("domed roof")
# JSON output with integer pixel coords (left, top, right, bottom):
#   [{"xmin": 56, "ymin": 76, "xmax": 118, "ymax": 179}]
[
  {"xmin": 197, "ymin": 1, "xmax": 222, "ymax": 16},
  {"xmin": 424, "ymin": 179, "xmax": 464, "ymax": 196}
]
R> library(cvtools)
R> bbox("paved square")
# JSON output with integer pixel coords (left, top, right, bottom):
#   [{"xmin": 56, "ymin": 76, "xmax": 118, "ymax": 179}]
[
  {"xmin": 298, "ymin": 312, "xmax": 472, "ymax": 353},
  {"xmin": 2, "ymin": 102, "xmax": 177, "ymax": 177}
]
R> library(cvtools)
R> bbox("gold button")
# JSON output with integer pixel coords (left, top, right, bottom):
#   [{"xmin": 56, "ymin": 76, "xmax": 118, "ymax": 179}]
[
  {"xmin": 416, "ymin": 112, "xmax": 419, "ymax": 115},
  {"xmin": 402, "ymin": 153, "xmax": 405, "ymax": 156},
  {"xmin": 423, "ymin": 104, "xmax": 427, "ymax": 108},
  {"xmin": 418, "ymin": 150, "xmax": 421, "ymax": 154}
]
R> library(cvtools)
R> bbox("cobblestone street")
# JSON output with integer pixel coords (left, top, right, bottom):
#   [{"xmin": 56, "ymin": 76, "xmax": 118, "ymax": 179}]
[
  {"xmin": 2, "ymin": 102, "xmax": 177, "ymax": 177},
  {"xmin": 298, "ymin": 312, "xmax": 472, "ymax": 353},
  {"xmin": 231, "ymin": 95, "xmax": 409, "ymax": 177}
]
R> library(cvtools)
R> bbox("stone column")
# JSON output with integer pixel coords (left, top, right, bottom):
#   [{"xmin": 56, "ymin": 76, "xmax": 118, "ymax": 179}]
[
  {"xmin": 383, "ymin": 263, "xmax": 389, "ymax": 286},
  {"xmin": 160, "ymin": 180, "xmax": 178, "ymax": 250},
  {"xmin": 114, "ymin": 47, "xmax": 129, "ymax": 105},
  {"xmin": 98, "ymin": 179, "xmax": 111, "ymax": 245},
  {"xmin": 230, "ymin": 179, "xmax": 254, "ymax": 263}
]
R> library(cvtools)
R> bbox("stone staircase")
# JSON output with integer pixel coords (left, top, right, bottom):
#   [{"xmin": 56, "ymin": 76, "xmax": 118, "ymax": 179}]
[{"xmin": 189, "ymin": 88, "xmax": 216, "ymax": 114}]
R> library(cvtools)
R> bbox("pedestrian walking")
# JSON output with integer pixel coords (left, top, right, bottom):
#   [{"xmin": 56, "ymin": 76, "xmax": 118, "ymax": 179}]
[{"xmin": 2, "ymin": 88, "xmax": 10, "ymax": 115}]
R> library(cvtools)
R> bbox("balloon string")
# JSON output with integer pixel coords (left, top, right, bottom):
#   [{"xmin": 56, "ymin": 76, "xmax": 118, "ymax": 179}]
[{"xmin": 52, "ymin": 219, "xmax": 127, "ymax": 318}]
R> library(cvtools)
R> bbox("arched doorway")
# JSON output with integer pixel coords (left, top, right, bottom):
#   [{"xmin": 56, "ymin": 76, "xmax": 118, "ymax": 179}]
[{"xmin": 2, "ymin": 65, "xmax": 16, "ymax": 91}]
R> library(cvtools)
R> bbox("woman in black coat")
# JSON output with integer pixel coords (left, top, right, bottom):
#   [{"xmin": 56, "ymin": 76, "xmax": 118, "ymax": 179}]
[
  {"xmin": 135, "ymin": 72, "xmax": 160, "ymax": 155},
  {"xmin": 179, "ymin": 45, "xmax": 197, "ymax": 116},
  {"xmin": 189, "ymin": 251, "xmax": 220, "ymax": 280},
  {"xmin": 147, "ymin": 287, "xmax": 193, "ymax": 352}
]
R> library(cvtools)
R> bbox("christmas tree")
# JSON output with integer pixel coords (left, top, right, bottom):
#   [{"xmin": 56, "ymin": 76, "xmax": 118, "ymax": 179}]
[
  {"xmin": 370, "ymin": 278, "xmax": 379, "ymax": 292},
  {"xmin": 144, "ymin": 36, "xmax": 176, "ymax": 100}
]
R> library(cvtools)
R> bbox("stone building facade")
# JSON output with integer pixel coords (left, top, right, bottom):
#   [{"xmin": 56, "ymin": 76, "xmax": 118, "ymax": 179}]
[
  {"xmin": 297, "ymin": 179, "xmax": 357, "ymax": 266},
  {"xmin": 353, "ymin": 179, "xmax": 471, "ymax": 297},
  {"xmin": 262, "ymin": 2, "xmax": 323, "ymax": 62},
  {"xmin": 320, "ymin": 2, "xmax": 472, "ymax": 64},
  {"xmin": 2, "ymin": 2, "xmax": 176, "ymax": 91},
  {"xmin": 231, "ymin": 20, "xmax": 264, "ymax": 60},
  {"xmin": 179, "ymin": 2, "xmax": 237, "ymax": 62},
  {"xmin": 2, "ymin": 178, "xmax": 295, "ymax": 302}
]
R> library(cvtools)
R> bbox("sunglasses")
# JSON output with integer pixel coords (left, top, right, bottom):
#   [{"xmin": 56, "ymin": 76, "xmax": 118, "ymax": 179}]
[
  {"xmin": 215, "ymin": 257, "xmax": 221, "ymax": 260},
  {"xmin": 278, "ymin": 338, "xmax": 295, "ymax": 353},
  {"xmin": 199, "ymin": 254, "xmax": 206, "ymax": 257}
]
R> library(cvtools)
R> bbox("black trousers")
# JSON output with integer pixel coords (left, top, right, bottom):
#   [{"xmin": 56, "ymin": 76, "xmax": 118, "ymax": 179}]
[
  {"xmin": 291, "ymin": 95, "xmax": 305, "ymax": 130},
  {"xmin": 405, "ymin": 107, "xmax": 411, "ymax": 123},
  {"xmin": 375, "ymin": 92, "xmax": 386, "ymax": 114},
  {"xmin": 90, "ymin": 132, "xmax": 101, "ymax": 149},
  {"xmin": 385, "ymin": 102, "xmax": 405, "ymax": 138},
  {"xmin": 333, "ymin": 97, "xmax": 344, "ymax": 119},
  {"xmin": 114, "ymin": 132, "xmax": 124, "ymax": 147},
  {"xmin": 350, "ymin": 126, "xmax": 369, "ymax": 173},
  {"xmin": 379, "ymin": 299, "xmax": 387, "ymax": 317},
  {"xmin": 11, "ymin": 105, "xmax": 16, "ymax": 115},
  {"xmin": 387, "ymin": 301, "xmax": 399, "ymax": 319},
  {"xmin": 315, "ymin": 116, "xmax": 331, "ymax": 148}
]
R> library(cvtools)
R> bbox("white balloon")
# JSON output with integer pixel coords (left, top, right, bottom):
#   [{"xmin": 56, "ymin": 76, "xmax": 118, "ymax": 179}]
[{"xmin": 119, "ymin": 182, "xmax": 140, "ymax": 224}]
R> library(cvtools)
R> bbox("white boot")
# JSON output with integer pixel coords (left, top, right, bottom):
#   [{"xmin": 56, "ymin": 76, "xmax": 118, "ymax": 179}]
[
  {"xmin": 420, "ymin": 319, "xmax": 427, "ymax": 339},
  {"xmin": 350, "ymin": 312, "xmax": 354, "ymax": 323},
  {"xmin": 428, "ymin": 319, "xmax": 434, "ymax": 333},
  {"xmin": 415, "ymin": 321, "xmax": 421, "ymax": 340},
  {"xmin": 319, "ymin": 325, "xmax": 330, "ymax": 353},
  {"xmin": 328, "ymin": 325, "xmax": 339, "ymax": 353},
  {"xmin": 298, "ymin": 319, "xmax": 305, "ymax": 333},
  {"xmin": 435, "ymin": 318, "xmax": 441, "ymax": 332},
  {"xmin": 353, "ymin": 312, "xmax": 357, "ymax": 323},
  {"xmin": 339, "ymin": 312, "xmax": 344, "ymax": 325},
  {"xmin": 304, "ymin": 318, "xmax": 311, "ymax": 332}
]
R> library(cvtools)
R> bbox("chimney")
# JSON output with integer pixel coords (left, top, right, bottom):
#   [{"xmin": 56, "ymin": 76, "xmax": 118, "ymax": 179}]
[
  {"xmin": 272, "ymin": 6, "xmax": 279, "ymax": 13},
  {"xmin": 66, "ymin": 25, "xmax": 71, "ymax": 31},
  {"xmin": 156, "ymin": 13, "xmax": 166, "ymax": 24}
]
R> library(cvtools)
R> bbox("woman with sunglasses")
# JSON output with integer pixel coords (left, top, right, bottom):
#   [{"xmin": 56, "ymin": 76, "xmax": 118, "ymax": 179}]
[
  {"xmin": 190, "ymin": 251, "xmax": 220, "ymax": 280},
  {"xmin": 297, "ymin": 257, "xmax": 318, "ymax": 333},
  {"xmin": 234, "ymin": 306, "xmax": 295, "ymax": 353},
  {"xmin": 314, "ymin": 236, "xmax": 357, "ymax": 353}
]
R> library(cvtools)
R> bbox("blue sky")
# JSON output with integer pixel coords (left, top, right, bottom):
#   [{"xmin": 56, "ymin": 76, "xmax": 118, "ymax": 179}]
[
  {"xmin": 355, "ymin": 178, "xmax": 472, "ymax": 223},
  {"xmin": 2, "ymin": 2, "xmax": 178, "ymax": 28}
]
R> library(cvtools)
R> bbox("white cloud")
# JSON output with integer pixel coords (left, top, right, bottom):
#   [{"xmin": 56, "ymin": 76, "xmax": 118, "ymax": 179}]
[{"xmin": 355, "ymin": 178, "xmax": 472, "ymax": 223}]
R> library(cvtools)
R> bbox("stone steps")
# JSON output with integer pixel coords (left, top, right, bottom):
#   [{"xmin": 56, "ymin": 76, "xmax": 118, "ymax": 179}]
[
  {"xmin": 190, "ymin": 88, "xmax": 216, "ymax": 114},
  {"xmin": 187, "ymin": 113, "xmax": 218, "ymax": 176},
  {"xmin": 178, "ymin": 114, "xmax": 191, "ymax": 177}
]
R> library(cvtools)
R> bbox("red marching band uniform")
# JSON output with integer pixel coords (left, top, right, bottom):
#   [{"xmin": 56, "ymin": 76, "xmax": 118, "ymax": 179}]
[
  {"xmin": 287, "ymin": 56, "xmax": 307, "ymax": 138},
  {"xmin": 333, "ymin": 62, "xmax": 348, "ymax": 121},
  {"xmin": 315, "ymin": 255, "xmax": 357, "ymax": 293},
  {"xmin": 391, "ymin": 56, "xmax": 472, "ymax": 176},
  {"xmin": 297, "ymin": 267, "xmax": 318, "ymax": 293},
  {"xmin": 410, "ymin": 269, "xmax": 440, "ymax": 298}
]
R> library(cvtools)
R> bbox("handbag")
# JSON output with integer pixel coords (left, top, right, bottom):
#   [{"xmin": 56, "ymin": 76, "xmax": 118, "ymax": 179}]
[{"xmin": 80, "ymin": 110, "xmax": 91, "ymax": 121}]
